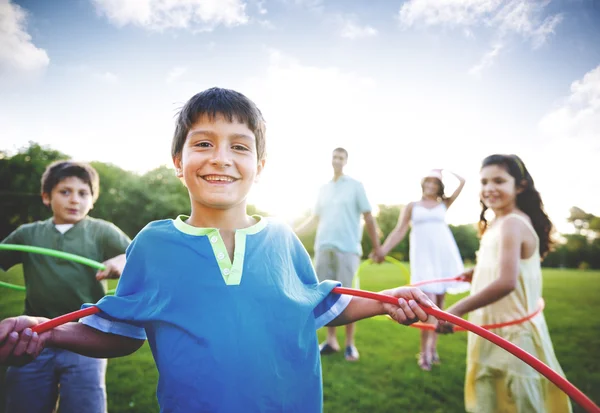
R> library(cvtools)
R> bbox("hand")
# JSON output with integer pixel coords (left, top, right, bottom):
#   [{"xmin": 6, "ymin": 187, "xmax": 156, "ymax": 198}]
[
  {"xmin": 96, "ymin": 254, "xmax": 126, "ymax": 280},
  {"xmin": 435, "ymin": 306, "xmax": 460, "ymax": 334},
  {"xmin": 380, "ymin": 287, "xmax": 434, "ymax": 325},
  {"xmin": 369, "ymin": 250, "xmax": 384, "ymax": 264},
  {"xmin": 0, "ymin": 317, "xmax": 51, "ymax": 366},
  {"xmin": 459, "ymin": 269, "xmax": 474, "ymax": 283}
]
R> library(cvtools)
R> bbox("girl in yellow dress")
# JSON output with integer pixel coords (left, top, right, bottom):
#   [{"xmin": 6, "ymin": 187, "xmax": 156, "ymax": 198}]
[{"xmin": 437, "ymin": 154, "xmax": 572, "ymax": 413}]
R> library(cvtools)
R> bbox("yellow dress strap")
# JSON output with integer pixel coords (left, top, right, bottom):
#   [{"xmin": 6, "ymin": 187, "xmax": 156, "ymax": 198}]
[{"xmin": 503, "ymin": 213, "xmax": 536, "ymax": 238}]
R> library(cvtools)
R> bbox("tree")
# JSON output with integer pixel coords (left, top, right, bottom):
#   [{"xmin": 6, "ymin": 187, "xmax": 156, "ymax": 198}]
[
  {"xmin": 449, "ymin": 224, "xmax": 480, "ymax": 263},
  {"xmin": 567, "ymin": 206, "xmax": 598, "ymax": 238},
  {"xmin": 0, "ymin": 143, "xmax": 69, "ymax": 237}
]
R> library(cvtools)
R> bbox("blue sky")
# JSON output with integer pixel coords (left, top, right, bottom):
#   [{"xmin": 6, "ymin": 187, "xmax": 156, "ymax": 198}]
[{"xmin": 1, "ymin": 0, "xmax": 599, "ymax": 231}]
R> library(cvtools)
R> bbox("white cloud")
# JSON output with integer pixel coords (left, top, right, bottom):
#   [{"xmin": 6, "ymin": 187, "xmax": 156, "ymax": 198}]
[
  {"xmin": 0, "ymin": 0, "xmax": 49, "ymax": 78},
  {"xmin": 540, "ymin": 65, "xmax": 600, "ymax": 150},
  {"xmin": 399, "ymin": 0, "xmax": 562, "ymax": 75},
  {"xmin": 468, "ymin": 42, "xmax": 503, "ymax": 77},
  {"xmin": 537, "ymin": 65, "xmax": 600, "ymax": 220},
  {"xmin": 94, "ymin": 71, "xmax": 119, "ymax": 84},
  {"xmin": 398, "ymin": 0, "xmax": 501, "ymax": 27},
  {"xmin": 256, "ymin": 0, "xmax": 267, "ymax": 15},
  {"xmin": 492, "ymin": 1, "xmax": 562, "ymax": 49},
  {"xmin": 91, "ymin": 0, "xmax": 249, "ymax": 31},
  {"xmin": 166, "ymin": 66, "xmax": 187, "ymax": 83},
  {"xmin": 338, "ymin": 16, "xmax": 378, "ymax": 39}
]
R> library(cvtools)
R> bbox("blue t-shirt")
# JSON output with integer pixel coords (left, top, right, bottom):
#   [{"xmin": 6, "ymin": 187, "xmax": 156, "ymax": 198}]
[
  {"xmin": 314, "ymin": 175, "xmax": 372, "ymax": 255},
  {"xmin": 81, "ymin": 216, "xmax": 350, "ymax": 413}
]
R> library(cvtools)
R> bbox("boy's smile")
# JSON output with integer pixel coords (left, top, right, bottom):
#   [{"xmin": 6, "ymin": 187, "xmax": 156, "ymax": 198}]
[{"xmin": 174, "ymin": 114, "xmax": 265, "ymax": 219}]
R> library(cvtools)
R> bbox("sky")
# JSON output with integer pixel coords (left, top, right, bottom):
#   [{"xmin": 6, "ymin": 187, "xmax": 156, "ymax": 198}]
[{"xmin": 1, "ymin": 0, "xmax": 599, "ymax": 232}]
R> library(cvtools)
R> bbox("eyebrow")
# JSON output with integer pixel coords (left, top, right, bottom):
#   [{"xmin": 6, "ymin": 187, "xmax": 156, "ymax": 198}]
[{"xmin": 187, "ymin": 130, "xmax": 255, "ymax": 141}]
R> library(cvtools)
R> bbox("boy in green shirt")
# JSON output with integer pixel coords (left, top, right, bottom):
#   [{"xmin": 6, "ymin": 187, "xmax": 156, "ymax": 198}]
[{"xmin": 0, "ymin": 160, "xmax": 131, "ymax": 413}]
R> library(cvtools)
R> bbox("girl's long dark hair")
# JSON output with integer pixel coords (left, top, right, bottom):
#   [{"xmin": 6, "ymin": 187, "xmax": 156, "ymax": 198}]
[{"xmin": 479, "ymin": 154, "xmax": 554, "ymax": 258}]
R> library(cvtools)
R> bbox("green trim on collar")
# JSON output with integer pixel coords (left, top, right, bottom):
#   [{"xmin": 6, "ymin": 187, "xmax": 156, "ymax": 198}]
[
  {"xmin": 172, "ymin": 215, "xmax": 267, "ymax": 285},
  {"xmin": 173, "ymin": 215, "xmax": 266, "ymax": 235}
]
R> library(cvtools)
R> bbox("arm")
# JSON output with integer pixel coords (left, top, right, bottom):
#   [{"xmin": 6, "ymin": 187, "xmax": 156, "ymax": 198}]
[
  {"xmin": 363, "ymin": 211, "xmax": 382, "ymax": 256},
  {"xmin": 328, "ymin": 286, "xmax": 434, "ymax": 326},
  {"xmin": 378, "ymin": 203, "xmax": 413, "ymax": 259},
  {"xmin": 444, "ymin": 171, "xmax": 466, "ymax": 208},
  {"xmin": 96, "ymin": 253, "xmax": 126, "ymax": 280},
  {"xmin": 51, "ymin": 321, "xmax": 144, "ymax": 358},
  {"xmin": 443, "ymin": 218, "xmax": 522, "ymax": 319},
  {"xmin": 0, "ymin": 316, "xmax": 144, "ymax": 365},
  {"xmin": 294, "ymin": 214, "xmax": 319, "ymax": 237}
]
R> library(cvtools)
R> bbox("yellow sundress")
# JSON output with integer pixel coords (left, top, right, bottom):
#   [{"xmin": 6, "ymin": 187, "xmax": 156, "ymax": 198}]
[{"xmin": 465, "ymin": 213, "xmax": 572, "ymax": 413}]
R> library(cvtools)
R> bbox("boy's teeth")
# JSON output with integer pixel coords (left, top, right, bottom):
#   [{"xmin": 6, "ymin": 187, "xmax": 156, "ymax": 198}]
[{"xmin": 205, "ymin": 175, "xmax": 233, "ymax": 182}]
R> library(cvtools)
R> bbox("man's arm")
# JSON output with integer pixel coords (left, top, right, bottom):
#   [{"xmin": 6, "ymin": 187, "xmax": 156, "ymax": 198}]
[
  {"xmin": 294, "ymin": 214, "xmax": 319, "ymax": 237},
  {"xmin": 363, "ymin": 212, "xmax": 382, "ymax": 257}
]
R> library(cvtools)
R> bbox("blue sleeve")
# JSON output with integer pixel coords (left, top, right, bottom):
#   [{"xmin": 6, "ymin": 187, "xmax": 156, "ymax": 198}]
[
  {"xmin": 314, "ymin": 186, "xmax": 324, "ymax": 217},
  {"xmin": 313, "ymin": 281, "xmax": 352, "ymax": 329},
  {"xmin": 356, "ymin": 182, "xmax": 372, "ymax": 213},
  {"xmin": 288, "ymin": 228, "xmax": 351, "ymax": 328},
  {"xmin": 80, "ymin": 228, "xmax": 157, "ymax": 339}
]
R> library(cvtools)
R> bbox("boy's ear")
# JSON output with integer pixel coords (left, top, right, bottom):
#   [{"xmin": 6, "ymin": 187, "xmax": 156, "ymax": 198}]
[
  {"xmin": 41, "ymin": 192, "xmax": 51, "ymax": 207},
  {"xmin": 172, "ymin": 157, "xmax": 184, "ymax": 178},
  {"xmin": 254, "ymin": 159, "xmax": 266, "ymax": 183}
]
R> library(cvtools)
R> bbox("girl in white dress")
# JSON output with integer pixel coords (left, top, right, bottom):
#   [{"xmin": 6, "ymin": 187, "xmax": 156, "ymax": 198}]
[{"xmin": 374, "ymin": 169, "xmax": 466, "ymax": 370}]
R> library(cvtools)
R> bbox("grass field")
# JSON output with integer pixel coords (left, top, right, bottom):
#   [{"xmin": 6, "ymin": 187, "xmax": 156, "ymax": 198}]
[{"xmin": 0, "ymin": 263, "xmax": 598, "ymax": 412}]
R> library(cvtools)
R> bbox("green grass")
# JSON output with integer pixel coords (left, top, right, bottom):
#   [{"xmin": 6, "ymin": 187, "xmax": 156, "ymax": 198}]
[{"xmin": 0, "ymin": 264, "xmax": 598, "ymax": 412}]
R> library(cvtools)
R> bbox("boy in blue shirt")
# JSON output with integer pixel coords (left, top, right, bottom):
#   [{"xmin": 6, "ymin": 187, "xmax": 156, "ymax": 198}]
[{"xmin": 0, "ymin": 87, "xmax": 434, "ymax": 413}]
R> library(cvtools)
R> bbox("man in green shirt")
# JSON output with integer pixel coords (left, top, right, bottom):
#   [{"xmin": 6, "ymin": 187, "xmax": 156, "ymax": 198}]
[{"xmin": 0, "ymin": 160, "xmax": 130, "ymax": 413}]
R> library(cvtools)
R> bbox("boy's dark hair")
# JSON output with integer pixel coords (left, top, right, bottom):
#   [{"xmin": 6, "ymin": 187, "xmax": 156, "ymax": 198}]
[
  {"xmin": 333, "ymin": 147, "xmax": 348, "ymax": 159},
  {"xmin": 478, "ymin": 154, "xmax": 554, "ymax": 258},
  {"xmin": 41, "ymin": 160, "xmax": 100, "ymax": 203},
  {"xmin": 171, "ymin": 87, "xmax": 267, "ymax": 161}
]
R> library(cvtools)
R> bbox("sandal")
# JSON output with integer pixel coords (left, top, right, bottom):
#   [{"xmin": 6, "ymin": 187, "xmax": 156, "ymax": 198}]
[
  {"xmin": 344, "ymin": 345, "xmax": 360, "ymax": 361},
  {"xmin": 417, "ymin": 353, "xmax": 432, "ymax": 371},
  {"xmin": 319, "ymin": 342, "xmax": 340, "ymax": 356}
]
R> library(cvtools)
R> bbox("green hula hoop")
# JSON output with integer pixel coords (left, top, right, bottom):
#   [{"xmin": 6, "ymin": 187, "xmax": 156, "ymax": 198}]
[
  {"xmin": 353, "ymin": 256, "xmax": 410, "ymax": 289},
  {"xmin": 0, "ymin": 244, "xmax": 116, "ymax": 295}
]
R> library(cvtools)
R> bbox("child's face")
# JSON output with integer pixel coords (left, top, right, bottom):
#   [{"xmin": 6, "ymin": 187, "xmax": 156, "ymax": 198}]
[
  {"xmin": 174, "ymin": 114, "xmax": 264, "ymax": 212},
  {"xmin": 42, "ymin": 176, "xmax": 94, "ymax": 224},
  {"xmin": 480, "ymin": 164, "xmax": 518, "ymax": 212}
]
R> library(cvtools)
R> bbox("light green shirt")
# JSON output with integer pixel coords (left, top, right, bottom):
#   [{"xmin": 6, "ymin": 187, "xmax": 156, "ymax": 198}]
[
  {"xmin": 314, "ymin": 175, "xmax": 372, "ymax": 255},
  {"xmin": 0, "ymin": 216, "xmax": 131, "ymax": 318}
]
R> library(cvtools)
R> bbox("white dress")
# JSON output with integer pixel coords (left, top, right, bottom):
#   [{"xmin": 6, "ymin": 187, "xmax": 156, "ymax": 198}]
[{"xmin": 409, "ymin": 203, "xmax": 467, "ymax": 294}]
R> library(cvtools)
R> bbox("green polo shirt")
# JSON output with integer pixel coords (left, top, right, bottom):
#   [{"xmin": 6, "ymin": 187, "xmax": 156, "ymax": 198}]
[{"xmin": 0, "ymin": 216, "xmax": 131, "ymax": 319}]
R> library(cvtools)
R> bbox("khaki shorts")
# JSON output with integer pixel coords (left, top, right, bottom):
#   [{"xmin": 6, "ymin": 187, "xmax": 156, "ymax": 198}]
[{"xmin": 314, "ymin": 248, "xmax": 360, "ymax": 288}]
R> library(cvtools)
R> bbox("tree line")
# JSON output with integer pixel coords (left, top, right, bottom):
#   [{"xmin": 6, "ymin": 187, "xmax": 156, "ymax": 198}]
[{"xmin": 1, "ymin": 142, "xmax": 598, "ymax": 269}]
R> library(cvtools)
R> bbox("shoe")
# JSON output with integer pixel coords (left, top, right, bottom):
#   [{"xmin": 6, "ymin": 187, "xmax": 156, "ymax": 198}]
[
  {"xmin": 344, "ymin": 345, "xmax": 359, "ymax": 361},
  {"xmin": 431, "ymin": 352, "xmax": 441, "ymax": 365},
  {"xmin": 319, "ymin": 342, "xmax": 339, "ymax": 355}
]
